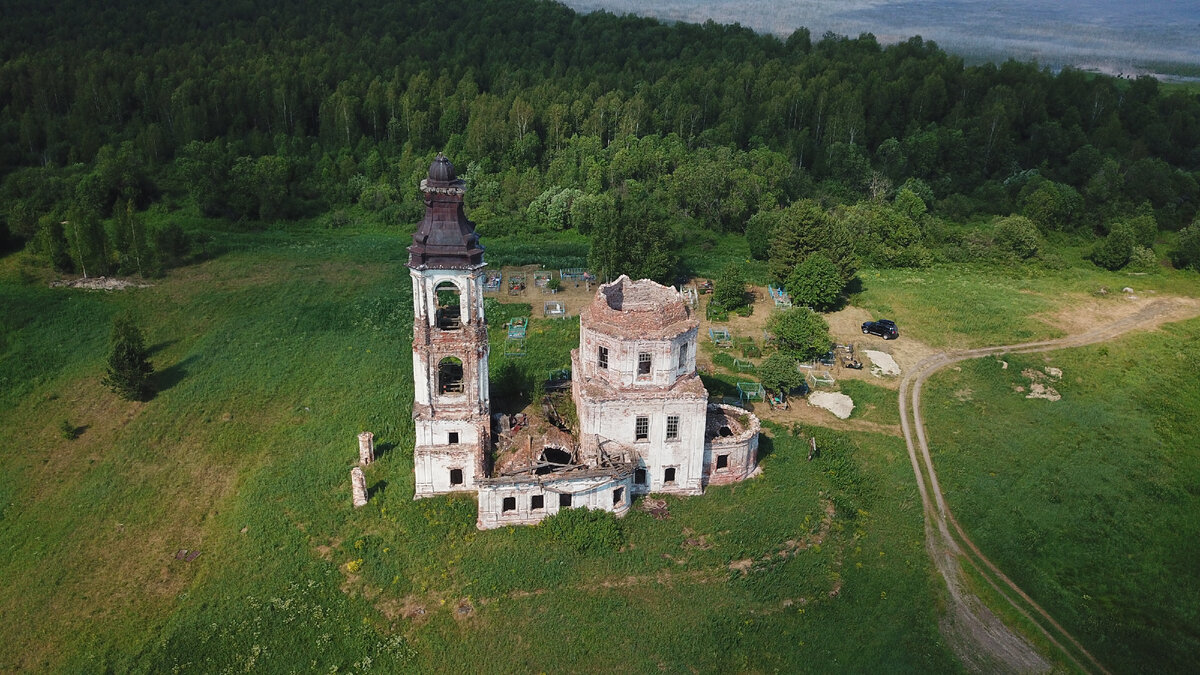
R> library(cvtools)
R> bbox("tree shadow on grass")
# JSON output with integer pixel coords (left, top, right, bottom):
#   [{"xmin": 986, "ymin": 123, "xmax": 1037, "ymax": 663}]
[
  {"xmin": 374, "ymin": 441, "xmax": 396, "ymax": 460},
  {"xmin": 154, "ymin": 354, "xmax": 199, "ymax": 394},
  {"xmin": 368, "ymin": 480, "xmax": 389, "ymax": 500},
  {"xmin": 147, "ymin": 339, "xmax": 177, "ymax": 357},
  {"xmin": 756, "ymin": 433, "xmax": 775, "ymax": 461}
]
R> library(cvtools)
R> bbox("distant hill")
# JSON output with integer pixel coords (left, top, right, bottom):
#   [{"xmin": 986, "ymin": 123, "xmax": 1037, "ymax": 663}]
[{"xmin": 562, "ymin": 0, "xmax": 1200, "ymax": 79}]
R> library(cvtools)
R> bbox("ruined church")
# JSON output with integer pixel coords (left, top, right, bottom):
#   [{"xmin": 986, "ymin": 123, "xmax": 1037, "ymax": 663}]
[{"xmin": 407, "ymin": 155, "xmax": 759, "ymax": 529}]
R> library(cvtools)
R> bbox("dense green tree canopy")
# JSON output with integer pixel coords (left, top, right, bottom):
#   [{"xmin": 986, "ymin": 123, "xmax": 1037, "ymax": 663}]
[
  {"xmin": 712, "ymin": 263, "xmax": 748, "ymax": 311},
  {"xmin": 102, "ymin": 314, "xmax": 155, "ymax": 401},
  {"xmin": 767, "ymin": 307, "xmax": 831, "ymax": 360},
  {"xmin": 786, "ymin": 252, "xmax": 844, "ymax": 311},
  {"xmin": 0, "ymin": 0, "xmax": 1197, "ymax": 269},
  {"xmin": 757, "ymin": 351, "xmax": 806, "ymax": 394}
]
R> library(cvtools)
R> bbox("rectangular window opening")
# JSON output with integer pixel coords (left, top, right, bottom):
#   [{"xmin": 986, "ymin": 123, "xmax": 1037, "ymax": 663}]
[
  {"xmin": 635, "ymin": 416, "xmax": 649, "ymax": 441},
  {"xmin": 598, "ymin": 345, "xmax": 609, "ymax": 370},
  {"xmin": 716, "ymin": 454, "xmax": 729, "ymax": 470},
  {"xmin": 448, "ymin": 431, "xmax": 459, "ymax": 445},
  {"xmin": 634, "ymin": 468, "xmax": 647, "ymax": 484},
  {"xmin": 664, "ymin": 467, "xmax": 677, "ymax": 484},
  {"xmin": 531, "ymin": 495, "xmax": 544, "ymax": 510},
  {"xmin": 502, "ymin": 496, "xmax": 516, "ymax": 512},
  {"xmin": 559, "ymin": 493, "xmax": 572, "ymax": 507},
  {"xmin": 613, "ymin": 487, "xmax": 624, "ymax": 505},
  {"xmin": 449, "ymin": 468, "xmax": 464, "ymax": 486},
  {"xmin": 678, "ymin": 343, "xmax": 688, "ymax": 369},
  {"xmin": 637, "ymin": 352, "xmax": 651, "ymax": 376},
  {"xmin": 666, "ymin": 415, "xmax": 679, "ymax": 440}
]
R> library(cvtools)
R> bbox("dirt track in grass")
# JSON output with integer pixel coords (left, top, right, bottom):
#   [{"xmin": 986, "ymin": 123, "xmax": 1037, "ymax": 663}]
[{"xmin": 899, "ymin": 296, "xmax": 1200, "ymax": 673}]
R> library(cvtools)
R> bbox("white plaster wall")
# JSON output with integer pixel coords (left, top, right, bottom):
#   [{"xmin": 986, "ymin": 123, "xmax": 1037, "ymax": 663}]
[
  {"xmin": 579, "ymin": 396, "xmax": 706, "ymax": 495},
  {"xmin": 477, "ymin": 348, "xmax": 490, "ymax": 409},
  {"xmin": 415, "ymin": 418, "xmax": 482, "ymax": 448},
  {"xmin": 477, "ymin": 474, "xmax": 633, "ymax": 529},
  {"xmin": 411, "ymin": 266, "xmax": 491, "ymax": 499},
  {"xmin": 412, "ymin": 349, "xmax": 430, "ymax": 405},
  {"xmin": 411, "ymin": 267, "xmax": 487, "ymax": 328},
  {"xmin": 414, "ymin": 446, "xmax": 479, "ymax": 497},
  {"xmin": 579, "ymin": 326, "xmax": 696, "ymax": 389},
  {"xmin": 704, "ymin": 434, "xmax": 759, "ymax": 485}
]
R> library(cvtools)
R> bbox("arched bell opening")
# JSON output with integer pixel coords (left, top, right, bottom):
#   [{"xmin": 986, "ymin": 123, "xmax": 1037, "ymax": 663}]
[
  {"xmin": 438, "ymin": 357, "xmax": 464, "ymax": 394},
  {"xmin": 435, "ymin": 281, "xmax": 462, "ymax": 330}
]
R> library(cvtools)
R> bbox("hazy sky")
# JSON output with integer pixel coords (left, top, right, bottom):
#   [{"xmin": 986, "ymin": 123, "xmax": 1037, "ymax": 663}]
[{"xmin": 560, "ymin": 0, "xmax": 1200, "ymax": 73}]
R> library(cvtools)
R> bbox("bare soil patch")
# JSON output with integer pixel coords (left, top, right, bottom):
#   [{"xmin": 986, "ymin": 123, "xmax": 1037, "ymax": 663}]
[
  {"xmin": 863, "ymin": 349, "xmax": 901, "ymax": 377},
  {"xmin": 1033, "ymin": 291, "xmax": 1200, "ymax": 336},
  {"xmin": 754, "ymin": 400, "xmax": 902, "ymax": 437},
  {"xmin": 50, "ymin": 275, "xmax": 152, "ymax": 291},
  {"xmin": 485, "ymin": 264, "xmax": 601, "ymax": 318},
  {"xmin": 808, "ymin": 391, "xmax": 855, "ymax": 419},
  {"xmin": 1020, "ymin": 368, "xmax": 1063, "ymax": 402},
  {"xmin": 824, "ymin": 306, "xmax": 938, "ymax": 390}
]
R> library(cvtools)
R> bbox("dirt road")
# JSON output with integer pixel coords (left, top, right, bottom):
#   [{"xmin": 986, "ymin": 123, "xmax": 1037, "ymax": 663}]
[{"xmin": 899, "ymin": 298, "xmax": 1200, "ymax": 673}]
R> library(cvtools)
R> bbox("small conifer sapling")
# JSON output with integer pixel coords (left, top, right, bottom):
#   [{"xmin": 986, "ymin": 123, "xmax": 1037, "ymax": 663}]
[{"xmin": 102, "ymin": 314, "xmax": 155, "ymax": 401}]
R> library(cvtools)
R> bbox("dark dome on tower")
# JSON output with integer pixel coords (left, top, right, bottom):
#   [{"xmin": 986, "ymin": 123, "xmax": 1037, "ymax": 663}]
[
  {"xmin": 407, "ymin": 154, "xmax": 483, "ymax": 270},
  {"xmin": 428, "ymin": 153, "xmax": 456, "ymax": 183}
]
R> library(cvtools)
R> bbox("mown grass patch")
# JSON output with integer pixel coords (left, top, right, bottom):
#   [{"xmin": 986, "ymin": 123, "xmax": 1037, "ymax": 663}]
[
  {"xmin": 850, "ymin": 263, "xmax": 1198, "ymax": 348},
  {"xmin": 922, "ymin": 317, "xmax": 1200, "ymax": 673},
  {"xmin": 840, "ymin": 379, "xmax": 901, "ymax": 426}
]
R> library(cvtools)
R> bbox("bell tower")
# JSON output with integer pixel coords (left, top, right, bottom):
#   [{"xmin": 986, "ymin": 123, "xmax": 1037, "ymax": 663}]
[{"xmin": 408, "ymin": 154, "xmax": 491, "ymax": 497}]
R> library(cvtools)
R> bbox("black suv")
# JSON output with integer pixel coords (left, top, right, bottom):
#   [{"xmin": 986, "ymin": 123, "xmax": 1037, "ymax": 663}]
[{"xmin": 862, "ymin": 319, "xmax": 898, "ymax": 339}]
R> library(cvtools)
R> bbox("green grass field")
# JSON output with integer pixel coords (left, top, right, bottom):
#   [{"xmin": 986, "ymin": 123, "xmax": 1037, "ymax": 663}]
[
  {"xmin": 4, "ymin": 221, "xmax": 1200, "ymax": 672},
  {"xmin": 921, "ymin": 319, "xmax": 1200, "ymax": 673},
  {"xmin": 0, "ymin": 225, "xmax": 958, "ymax": 672},
  {"xmin": 851, "ymin": 263, "xmax": 1198, "ymax": 348}
]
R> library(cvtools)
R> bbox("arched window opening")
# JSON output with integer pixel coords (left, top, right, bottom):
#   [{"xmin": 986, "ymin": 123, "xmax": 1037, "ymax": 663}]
[
  {"xmin": 535, "ymin": 446, "xmax": 572, "ymax": 475},
  {"xmin": 438, "ymin": 357, "xmax": 464, "ymax": 394},
  {"xmin": 435, "ymin": 281, "xmax": 462, "ymax": 330},
  {"xmin": 541, "ymin": 446, "xmax": 572, "ymax": 465}
]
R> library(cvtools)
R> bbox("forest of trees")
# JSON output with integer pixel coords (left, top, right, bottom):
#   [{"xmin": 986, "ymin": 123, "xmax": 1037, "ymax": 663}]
[{"xmin": 2, "ymin": 0, "xmax": 1199, "ymax": 281}]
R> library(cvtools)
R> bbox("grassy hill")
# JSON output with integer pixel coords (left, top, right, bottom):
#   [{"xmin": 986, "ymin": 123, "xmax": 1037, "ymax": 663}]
[
  {"xmin": 922, "ymin": 319, "xmax": 1200, "ymax": 673},
  {"xmin": 2, "ymin": 222, "xmax": 1198, "ymax": 671},
  {"xmin": 0, "ymin": 225, "xmax": 957, "ymax": 672}
]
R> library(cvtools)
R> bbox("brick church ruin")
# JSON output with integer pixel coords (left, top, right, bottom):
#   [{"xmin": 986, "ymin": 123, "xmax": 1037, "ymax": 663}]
[{"xmin": 407, "ymin": 154, "xmax": 759, "ymax": 529}]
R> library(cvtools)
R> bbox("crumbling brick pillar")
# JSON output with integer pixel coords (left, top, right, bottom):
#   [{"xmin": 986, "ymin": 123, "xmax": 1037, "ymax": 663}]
[
  {"xmin": 358, "ymin": 431, "xmax": 375, "ymax": 465},
  {"xmin": 351, "ymin": 466, "xmax": 368, "ymax": 508}
]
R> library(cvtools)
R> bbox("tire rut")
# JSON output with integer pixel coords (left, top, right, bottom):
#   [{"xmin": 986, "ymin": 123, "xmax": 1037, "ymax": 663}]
[{"xmin": 899, "ymin": 298, "xmax": 1199, "ymax": 673}]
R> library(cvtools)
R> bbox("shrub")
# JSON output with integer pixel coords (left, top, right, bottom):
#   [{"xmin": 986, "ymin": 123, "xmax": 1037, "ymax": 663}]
[
  {"xmin": 539, "ymin": 507, "xmax": 622, "ymax": 554},
  {"xmin": 711, "ymin": 263, "xmax": 748, "ymax": 311},
  {"xmin": 711, "ymin": 352, "xmax": 736, "ymax": 371},
  {"xmin": 767, "ymin": 307, "xmax": 831, "ymax": 361},
  {"xmin": 1127, "ymin": 246, "xmax": 1159, "ymax": 273},
  {"xmin": 59, "ymin": 419, "xmax": 78, "ymax": 440},
  {"xmin": 745, "ymin": 210, "xmax": 777, "ymax": 260},
  {"xmin": 993, "ymin": 215, "xmax": 1041, "ymax": 259},
  {"xmin": 758, "ymin": 352, "xmax": 804, "ymax": 394},
  {"xmin": 1172, "ymin": 223, "xmax": 1200, "ymax": 271},
  {"xmin": 1090, "ymin": 221, "xmax": 1135, "ymax": 271}
]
